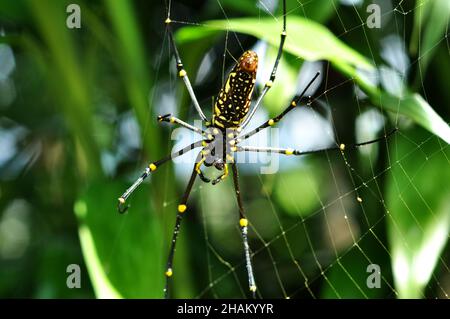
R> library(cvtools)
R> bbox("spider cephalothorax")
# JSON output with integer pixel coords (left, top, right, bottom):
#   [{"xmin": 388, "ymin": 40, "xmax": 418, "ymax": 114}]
[{"xmin": 196, "ymin": 126, "xmax": 240, "ymax": 185}]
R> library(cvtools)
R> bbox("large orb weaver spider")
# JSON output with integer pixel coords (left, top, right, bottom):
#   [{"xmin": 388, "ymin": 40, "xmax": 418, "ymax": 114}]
[{"xmin": 117, "ymin": 0, "xmax": 396, "ymax": 298}]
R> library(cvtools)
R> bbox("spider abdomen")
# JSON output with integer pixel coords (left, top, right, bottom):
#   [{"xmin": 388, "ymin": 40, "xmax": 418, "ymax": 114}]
[{"xmin": 213, "ymin": 51, "xmax": 257, "ymax": 128}]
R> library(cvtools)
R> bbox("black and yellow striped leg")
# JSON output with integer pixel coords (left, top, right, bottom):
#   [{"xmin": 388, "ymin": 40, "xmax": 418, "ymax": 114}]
[
  {"xmin": 236, "ymin": 129, "xmax": 398, "ymax": 156},
  {"xmin": 195, "ymin": 154, "xmax": 211, "ymax": 183},
  {"xmin": 157, "ymin": 113, "xmax": 207, "ymax": 135},
  {"xmin": 211, "ymin": 163, "xmax": 229, "ymax": 185},
  {"xmin": 241, "ymin": 0, "xmax": 287, "ymax": 129},
  {"xmin": 164, "ymin": 157, "xmax": 199, "ymax": 299},
  {"xmin": 231, "ymin": 163, "xmax": 257, "ymax": 298},
  {"xmin": 239, "ymin": 72, "xmax": 321, "ymax": 142},
  {"xmin": 117, "ymin": 141, "xmax": 203, "ymax": 213},
  {"xmin": 165, "ymin": 18, "xmax": 208, "ymax": 122}
]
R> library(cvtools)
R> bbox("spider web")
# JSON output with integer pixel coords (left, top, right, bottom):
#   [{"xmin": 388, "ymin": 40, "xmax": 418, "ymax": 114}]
[{"xmin": 151, "ymin": 0, "xmax": 450, "ymax": 299}]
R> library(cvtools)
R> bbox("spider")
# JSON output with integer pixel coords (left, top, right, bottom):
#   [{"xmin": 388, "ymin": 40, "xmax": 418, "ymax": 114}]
[{"xmin": 117, "ymin": 0, "xmax": 396, "ymax": 298}]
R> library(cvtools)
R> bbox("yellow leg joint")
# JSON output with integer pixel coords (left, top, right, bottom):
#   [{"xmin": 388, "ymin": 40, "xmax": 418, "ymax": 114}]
[
  {"xmin": 285, "ymin": 148, "xmax": 294, "ymax": 155},
  {"xmin": 250, "ymin": 285, "xmax": 257, "ymax": 292},
  {"xmin": 165, "ymin": 18, "xmax": 171, "ymax": 24},
  {"xmin": 165, "ymin": 268, "xmax": 173, "ymax": 277},
  {"xmin": 239, "ymin": 218, "xmax": 248, "ymax": 227},
  {"xmin": 221, "ymin": 164, "xmax": 229, "ymax": 180},
  {"xmin": 291, "ymin": 100, "xmax": 297, "ymax": 107},
  {"xmin": 178, "ymin": 204, "xmax": 187, "ymax": 213},
  {"xmin": 195, "ymin": 157, "xmax": 206, "ymax": 174},
  {"xmin": 265, "ymin": 80, "xmax": 273, "ymax": 88},
  {"xmin": 118, "ymin": 197, "xmax": 125, "ymax": 205},
  {"xmin": 340, "ymin": 143, "xmax": 346, "ymax": 151},
  {"xmin": 268, "ymin": 119, "xmax": 275, "ymax": 126},
  {"xmin": 179, "ymin": 69, "xmax": 187, "ymax": 77},
  {"xmin": 149, "ymin": 163, "xmax": 157, "ymax": 171}
]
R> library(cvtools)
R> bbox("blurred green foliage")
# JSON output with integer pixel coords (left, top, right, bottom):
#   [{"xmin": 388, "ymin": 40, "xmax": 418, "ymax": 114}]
[{"xmin": 0, "ymin": 0, "xmax": 448, "ymax": 299}]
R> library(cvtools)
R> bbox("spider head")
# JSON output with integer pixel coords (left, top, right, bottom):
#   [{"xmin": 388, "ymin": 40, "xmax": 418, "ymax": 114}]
[{"xmin": 239, "ymin": 50, "xmax": 258, "ymax": 73}]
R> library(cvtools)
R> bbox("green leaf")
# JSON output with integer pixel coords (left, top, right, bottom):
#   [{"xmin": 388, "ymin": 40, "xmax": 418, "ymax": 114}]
[
  {"xmin": 409, "ymin": 0, "xmax": 432, "ymax": 55},
  {"xmin": 176, "ymin": 17, "xmax": 450, "ymax": 145},
  {"xmin": 177, "ymin": 17, "xmax": 373, "ymax": 70},
  {"xmin": 74, "ymin": 181, "xmax": 164, "ymax": 298},
  {"xmin": 377, "ymin": 92, "xmax": 450, "ymax": 145},
  {"xmin": 324, "ymin": 60, "xmax": 450, "ymax": 146},
  {"xmin": 386, "ymin": 128, "xmax": 450, "ymax": 298},
  {"xmin": 410, "ymin": 0, "xmax": 450, "ymax": 77},
  {"xmin": 77, "ymin": 220, "xmax": 122, "ymax": 299},
  {"xmin": 215, "ymin": 17, "xmax": 372, "ymax": 68}
]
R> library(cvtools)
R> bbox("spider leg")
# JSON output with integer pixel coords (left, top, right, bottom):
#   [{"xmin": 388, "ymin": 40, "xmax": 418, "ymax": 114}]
[
  {"xmin": 164, "ymin": 153, "xmax": 201, "ymax": 298},
  {"xmin": 236, "ymin": 128, "xmax": 398, "ymax": 156},
  {"xmin": 195, "ymin": 153, "xmax": 211, "ymax": 183},
  {"xmin": 197, "ymin": 169, "xmax": 211, "ymax": 183},
  {"xmin": 211, "ymin": 163, "xmax": 229, "ymax": 185},
  {"xmin": 231, "ymin": 163, "xmax": 257, "ymax": 298},
  {"xmin": 241, "ymin": 0, "xmax": 287, "ymax": 129},
  {"xmin": 158, "ymin": 113, "xmax": 207, "ymax": 135},
  {"xmin": 165, "ymin": 18, "xmax": 208, "ymax": 122},
  {"xmin": 238, "ymin": 72, "xmax": 321, "ymax": 142},
  {"xmin": 117, "ymin": 141, "xmax": 203, "ymax": 213}
]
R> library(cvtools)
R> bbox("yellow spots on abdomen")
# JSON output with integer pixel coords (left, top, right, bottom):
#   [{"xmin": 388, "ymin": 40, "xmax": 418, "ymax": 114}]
[
  {"xmin": 213, "ymin": 67, "xmax": 255, "ymax": 128},
  {"xmin": 224, "ymin": 73, "xmax": 235, "ymax": 93}
]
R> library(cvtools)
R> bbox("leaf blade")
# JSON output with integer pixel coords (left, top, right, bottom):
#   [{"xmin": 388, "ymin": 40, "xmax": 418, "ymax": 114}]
[{"xmin": 176, "ymin": 17, "xmax": 450, "ymax": 144}]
